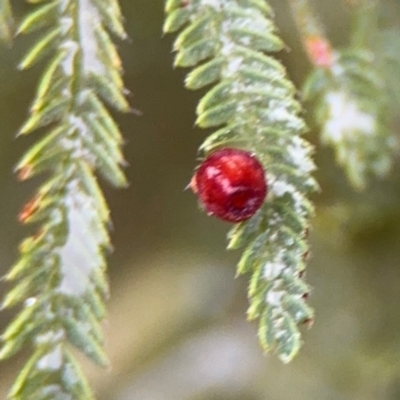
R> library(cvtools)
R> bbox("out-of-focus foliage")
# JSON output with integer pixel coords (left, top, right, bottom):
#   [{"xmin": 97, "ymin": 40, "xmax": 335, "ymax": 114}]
[
  {"xmin": 302, "ymin": 1, "xmax": 400, "ymax": 189},
  {"xmin": 0, "ymin": 0, "xmax": 13, "ymax": 45}
]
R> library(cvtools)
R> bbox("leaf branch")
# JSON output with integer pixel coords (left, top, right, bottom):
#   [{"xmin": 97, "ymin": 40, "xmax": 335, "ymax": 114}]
[
  {"xmin": 291, "ymin": 0, "xmax": 398, "ymax": 190},
  {"xmin": 1, "ymin": 0, "xmax": 129, "ymax": 398},
  {"xmin": 165, "ymin": 0, "xmax": 317, "ymax": 362}
]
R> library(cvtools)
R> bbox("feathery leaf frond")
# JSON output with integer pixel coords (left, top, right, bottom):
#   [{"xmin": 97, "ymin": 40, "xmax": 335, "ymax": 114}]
[
  {"xmin": 293, "ymin": 0, "xmax": 399, "ymax": 190},
  {"xmin": 304, "ymin": 49, "xmax": 398, "ymax": 190},
  {"xmin": 1, "ymin": 0, "xmax": 129, "ymax": 397},
  {"xmin": 165, "ymin": 0, "xmax": 317, "ymax": 362}
]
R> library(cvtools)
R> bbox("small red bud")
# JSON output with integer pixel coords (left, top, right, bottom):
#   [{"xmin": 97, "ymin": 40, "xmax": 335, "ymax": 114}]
[{"xmin": 305, "ymin": 36, "xmax": 334, "ymax": 68}]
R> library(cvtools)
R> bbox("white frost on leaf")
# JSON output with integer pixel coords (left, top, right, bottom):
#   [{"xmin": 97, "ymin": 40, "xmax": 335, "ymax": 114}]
[
  {"xmin": 60, "ymin": 16, "xmax": 73, "ymax": 35},
  {"xmin": 323, "ymin": 90, "xmax": 376, "ymax": 143},
  {"xmin": 220, "ymin": 35, "xmax": 235, "ymax": 57},
  {"xmin": 275, "ymin": 329, "xmax": 286, "ymax": 339},
  {"xmin": 267, "ymin": 100, "xmax": 304, "ymax": 131},
  {"xmin": 270, "ymin": 179, "xmax": 295, "ymax": 198},
  {"xmin": 263, "ymin": 251, "xmax": 286, "ymax": 280},
  {"xmin": 57, "ymin": 182, "xmax": 104, "ymax": 296},
  {"xmin": 37, "ymin": 345, "xmax": 63, "ymax": 371},
  {"xmin": 287, "ymin": 137, "xmax": 315, "ymax": 173},
  {"xmin": 269, "ymin": 176, "xmax": 308, "ymax": 217},
  {"xmin": 41, "ymin": 385, "xmax": 73, "ymax": 400},
  {"xmin": 263, "ymin": 261, "xmax": 285, "ymax": 280},
  {"xmin": 78, "ymin": 0, "xmax": 104, "ymax": 75},
  {"xmin": 201, "ymin": 0, "xmax": 222, "ymax": 9},
  {"xmin": 24, "ymin": 297, "xmax": 37, "ymax": 307},
  {"xmin": 60, "ymin": 40, "xmax": 79, "ymax": 77},
  {"xmin": 63, "ymin": 363, "xmax": 80, "ymax": 387},
  {"xmin": 266, "ymin": 290, "xmax": 285, "ymax": 307},
  {"xmin": 36, "ymin": 330, "xmax": 64, "ymax": 345},
  {"xmin": 224, "ymin": 57, "xmax": 243, "ymax": 77}
]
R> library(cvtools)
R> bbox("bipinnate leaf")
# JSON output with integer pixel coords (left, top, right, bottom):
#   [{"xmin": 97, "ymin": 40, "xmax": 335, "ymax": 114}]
[
  {"xmin": 299, "ymin": 0, "xmax": 399, "ymax": 190},
  {"xmin": 1, "ymin": 0, "xmax": 129, "ymax": 398},
  {"xmin": 165, "ymin": 0, "xmax": 317, "ymax": 362}
]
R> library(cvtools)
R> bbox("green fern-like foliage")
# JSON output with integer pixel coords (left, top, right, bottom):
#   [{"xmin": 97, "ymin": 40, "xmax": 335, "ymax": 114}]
[
  {"xmin": 371, "ymin": 26, "xmax": 400, "ymax": 120},
  {"xmin": 0, "ymin": 0, "xmax": 13, "ymax": 44},
  {"xmin": 0, "ymin": 0, "xmax": 128, "ymax": 398},
  {"xmin": 165, "ymin": 0, "xmax": 317, "ymax": 362},
  {"xmin": 303, "ymin": 3, "xmax": 399, "ymax": 190}
]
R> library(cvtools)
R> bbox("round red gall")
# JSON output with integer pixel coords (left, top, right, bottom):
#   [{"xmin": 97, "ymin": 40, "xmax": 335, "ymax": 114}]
[{"xmin": 191, "ymin": 148, "xmax": 267, "ymax": 222}]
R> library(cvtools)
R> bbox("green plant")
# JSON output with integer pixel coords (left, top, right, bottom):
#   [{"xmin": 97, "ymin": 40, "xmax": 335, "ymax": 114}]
[
  {"xmin": 291, "ymin": 0, "xmax": 399, "ymax": 189},
  {"xmin": 0, "ymin": 0, "xmax": 399, "ymax": 398},
  {"xmin": 0, "ymin": 0, "xmax": 128, "ymax": 398},
  {"xmin": 164, "ymin": 0, "xmax": 316, "ymax": 363}
]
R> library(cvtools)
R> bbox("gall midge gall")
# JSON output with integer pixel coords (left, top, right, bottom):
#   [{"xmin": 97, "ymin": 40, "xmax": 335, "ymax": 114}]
[{"xmin": 191, "ymin": 148, "xmax": 267, "ymax": 222}]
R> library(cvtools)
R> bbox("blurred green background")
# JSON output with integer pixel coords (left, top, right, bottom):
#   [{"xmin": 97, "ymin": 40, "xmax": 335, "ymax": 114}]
[{"xmin": 1, "ymin": 1, "xmax": 400, "ymax": 399}]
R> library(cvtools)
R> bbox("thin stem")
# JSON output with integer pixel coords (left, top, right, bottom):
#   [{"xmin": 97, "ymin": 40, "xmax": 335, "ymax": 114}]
[
  {"xmin": 288, "ymin": 0, "xmax": 334, "ymax": 68},
  {"xmin": 71, "ymin": 1, "xmax": 84, "ymax": 110},
  {"xmin": 350, "ymin": 1, "xmax": 379, "ymax": 48}
]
